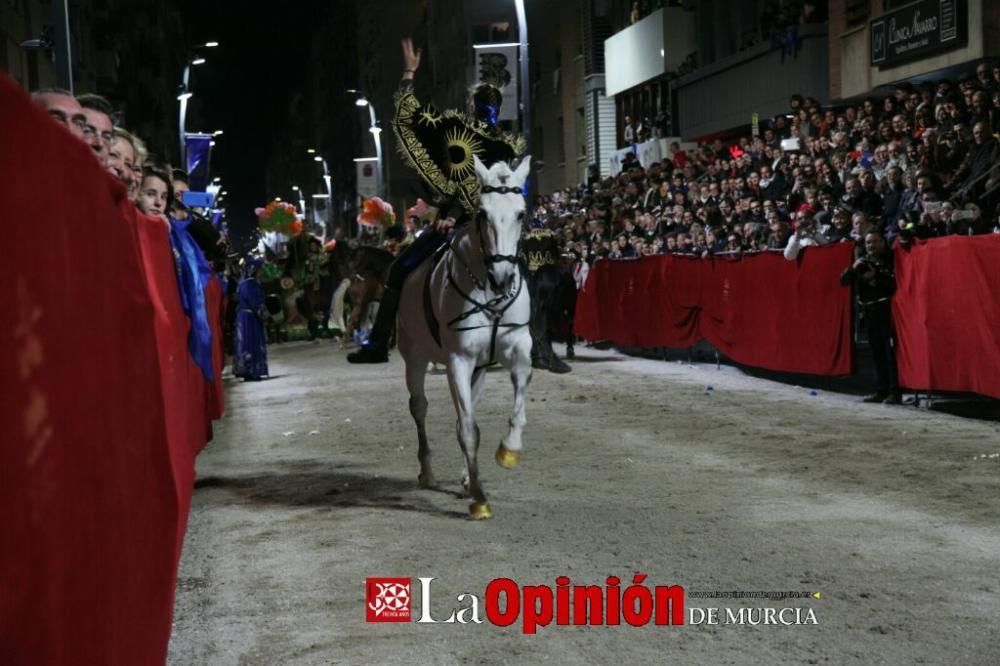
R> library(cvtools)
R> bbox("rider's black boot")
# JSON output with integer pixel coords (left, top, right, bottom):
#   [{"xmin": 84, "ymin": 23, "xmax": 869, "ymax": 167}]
[{"xmin": 347, "ymin": 287, "xmax": 400, "ymax": 364}]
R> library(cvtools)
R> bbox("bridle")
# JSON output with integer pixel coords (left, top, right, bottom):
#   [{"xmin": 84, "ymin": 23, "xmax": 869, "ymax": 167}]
[
  {"xmin": 475, "ymin": 184, "xmax": 524, "ymax": 289},
  {"xmin": 429, "ymin": 182, "xmax": 529, "ymax": 368}
]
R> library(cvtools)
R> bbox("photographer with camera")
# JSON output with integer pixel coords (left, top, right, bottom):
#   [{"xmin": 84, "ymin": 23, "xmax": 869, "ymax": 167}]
[
  {"xmin": 783, "ymin": 204, "xmax": 827, "ymax": 260},
  {"xmin": 840, "ymin": 230, "xmax": 901, "ymax": 404}
]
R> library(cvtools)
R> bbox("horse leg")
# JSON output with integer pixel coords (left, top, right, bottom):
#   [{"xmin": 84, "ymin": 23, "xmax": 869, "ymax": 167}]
[
  {"xmin": 565, "ymin": 279, "xmax": 578, "ymax": 359},
  {"xmin": 497, "ymin": 335, "xmax": 532, "ymax": 470},
  {"xmin": 331, "ymin": 278, "xmax": 350, "ymax": 333},
  {"xmin": 458, "ymin": 367, "xmax": 488, "ymax": 494},
  {"xmin": 446, "ymin": 358, "xmax": 491, "ymax": 519},
  {"xmin": 471, "ymin": 366, "xmax": 487, "ymax": 406},
  {"xmin": 405, "ymin": 355, "xmax": 434, "ymax": 488}
]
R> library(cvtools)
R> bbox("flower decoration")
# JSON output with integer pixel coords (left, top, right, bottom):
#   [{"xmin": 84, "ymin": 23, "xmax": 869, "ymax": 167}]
[
  {"xmin": 357, "ymin": 196, "xmax": 396, "ymax": 227},
  {"xmin": 256, "ymin": 200, "xmax": 301, "ymax": 234},
  {"xmin": 405, "ymin": 197, "xmax": 437, "ymax": 223}
]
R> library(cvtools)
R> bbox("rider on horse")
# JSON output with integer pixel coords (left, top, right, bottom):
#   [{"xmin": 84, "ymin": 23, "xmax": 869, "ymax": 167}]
[{"xmin": 347, "ymin": 37, "xmax": 526, "ymax": 364}]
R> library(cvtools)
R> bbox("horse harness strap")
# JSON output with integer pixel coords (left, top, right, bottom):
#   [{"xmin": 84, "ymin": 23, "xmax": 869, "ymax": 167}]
[
  {"xmin": 422, "ymin": 242, "xmax": 450, "ymax": 348},
  {"xmin": 419, "ymin": 183, "xmax": 529, "ymax": 369},
  {"xmin": 480, "ymin": 185, "xmax": 523, "ymax": 195},
  {"xmin": 422, "ymin": 238, "xmax": 528, "ymax": 369},
  {"xmin": 446, "ymin": 267, "xmax": 527, "ymax": 369}
]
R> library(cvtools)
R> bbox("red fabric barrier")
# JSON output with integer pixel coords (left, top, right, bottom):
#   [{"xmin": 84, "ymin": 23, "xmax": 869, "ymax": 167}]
[
  {"xmin": 1, "ymin": 75, "xmax": 222, "ymax": 663},
  {"xmin": 132, "ymin": 208, "xmax": 212, "ymax": 560},
  {"xmin": 206, "ymin": 279, "xmax": 226, "ymax": 423},
  {"xmin": 893, "ymin": 235, "xmax": 1000, "ymax": 400},
  {"xmin": 574, "ymin": 243, "xmax": 856, "ymax": 376}
]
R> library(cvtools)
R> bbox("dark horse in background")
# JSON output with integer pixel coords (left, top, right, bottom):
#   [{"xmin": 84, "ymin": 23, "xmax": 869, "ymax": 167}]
[
  {"xmin": 521, "ymin": 226, "xmax": 577, "ymax": 373},
  {"xmin": 526, "ymin": 257, "xmax": 577, "ymax": 373},
  {"xmin": 258, "ymin": 234, "xmax": 393, "ymax": 344},
  {"xmin": 324, "ymin": 240, "xmax": 394, "ymax": 347}
]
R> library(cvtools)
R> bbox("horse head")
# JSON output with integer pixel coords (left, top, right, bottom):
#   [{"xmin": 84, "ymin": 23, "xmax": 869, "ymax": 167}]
[{"xmin": 474, "ymin": 154, "xmax": 531, "ymax": 292}]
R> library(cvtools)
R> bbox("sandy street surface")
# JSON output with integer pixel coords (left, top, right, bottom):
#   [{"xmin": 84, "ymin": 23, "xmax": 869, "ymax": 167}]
[{"xmin": 169, "ymin": 341, "xmax": 1000, "ymax": 666}]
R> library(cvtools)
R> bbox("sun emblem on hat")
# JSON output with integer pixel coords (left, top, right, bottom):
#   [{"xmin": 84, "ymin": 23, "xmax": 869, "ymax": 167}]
[{"xmin": 444, "ymin": 127, "xmax": 483, "ymax": 179}]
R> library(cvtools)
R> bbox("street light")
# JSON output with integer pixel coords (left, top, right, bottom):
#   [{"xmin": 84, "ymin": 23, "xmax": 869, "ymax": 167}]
[
  {"xmin": 291, "ymin": 185, "xmax": 306, "ymax": 216},
  {"xmin": 514, "ymin": 0, "xmax": 529, "ymax": 148},
  {"xmin": 308, "ymin": 156, "xmax": 333, "ymax": 240},
  {"xmin": 178, "ymin": 41, "xmax": 219, "ymax": 166},
  {"xmin": 345, "ymin": 89, "xmax": 385, "ymax": 199}
]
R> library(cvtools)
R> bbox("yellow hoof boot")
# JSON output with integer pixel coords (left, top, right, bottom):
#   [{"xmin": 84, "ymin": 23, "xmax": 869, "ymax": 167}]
[
  {"xmin": 469, "ymin": 502, "xmax": 494, "ymax": 520},
  {"xmin": 495, "ymin": 444, "xmax": 520, "ymax": 469}
]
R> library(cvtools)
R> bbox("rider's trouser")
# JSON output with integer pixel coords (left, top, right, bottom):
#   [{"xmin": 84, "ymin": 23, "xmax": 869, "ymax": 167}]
[{"xmin": 366, "ymin": 230, "xmax": 449, "ymax": 349}]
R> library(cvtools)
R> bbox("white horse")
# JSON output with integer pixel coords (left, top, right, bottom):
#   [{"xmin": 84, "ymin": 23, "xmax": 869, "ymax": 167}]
[{"xmin": 397, "ymin": 155, "xmax": 533, "ymax": 519}]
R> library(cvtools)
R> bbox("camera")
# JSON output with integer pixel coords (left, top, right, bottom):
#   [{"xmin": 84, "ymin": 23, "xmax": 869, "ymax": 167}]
[{"xmin": 780, "ymin": 138, "xmax": 801, "ymax": 152}]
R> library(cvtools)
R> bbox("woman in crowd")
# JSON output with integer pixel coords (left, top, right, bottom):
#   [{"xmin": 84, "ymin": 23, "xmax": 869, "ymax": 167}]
[{"xmin": 137, "ymin": 164, "xmax": 172, "ymax": 221}]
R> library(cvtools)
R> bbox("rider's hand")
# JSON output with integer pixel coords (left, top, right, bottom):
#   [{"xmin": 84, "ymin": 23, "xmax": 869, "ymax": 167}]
[
  {"xmin": 435, "ymin": 217, "xmax": 456, "ymax": 233},
  {"xmin": 401, "ymin": 38, "xmax": 421, "ymax": 79}
]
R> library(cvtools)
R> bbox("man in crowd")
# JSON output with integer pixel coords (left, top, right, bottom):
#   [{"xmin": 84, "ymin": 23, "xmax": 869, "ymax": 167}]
[
  {"xmin": 839, "ymin": 230, "xmax": 900, "ymax": 404},
  {"xmin": 76, "ymin": 93, "xmax": 115, "ymax": 166},
  {"xmin": 31, "ymin": 88, "xmax": 101, "ymax": 153}
]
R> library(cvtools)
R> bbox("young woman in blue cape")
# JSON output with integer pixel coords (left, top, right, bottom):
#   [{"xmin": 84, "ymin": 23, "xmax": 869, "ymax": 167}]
[{"xmin": 233, "ymin": 255, "xmax": 270, "ymax": 381}]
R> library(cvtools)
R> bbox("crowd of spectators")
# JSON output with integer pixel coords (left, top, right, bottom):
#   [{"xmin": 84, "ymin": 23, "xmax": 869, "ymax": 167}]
[
  {"xmin": 534, "ymin": 67, "xmax": 1000, "ymax": 273},
  {"xmin": 31, "ymin": 87, "xmax": 229, "ymax": 266}
]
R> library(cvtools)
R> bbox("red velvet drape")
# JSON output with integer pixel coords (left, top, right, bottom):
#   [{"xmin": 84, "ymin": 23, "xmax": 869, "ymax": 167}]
[
  {"xmin": 893, "ymin": 235, "xmax": 1000, "ymax": 400},
  {"xmin": 1, "ymin": 74, "xmax": 223, "ymax": 664},
  {"xmin": 574, "ymin": 244, "xmax": 856, "ymax": 376}
]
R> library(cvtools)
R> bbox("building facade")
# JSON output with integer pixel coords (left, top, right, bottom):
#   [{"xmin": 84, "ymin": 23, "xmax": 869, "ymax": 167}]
[
  {"xmin": 830, "ymin": 0, "xmax": 1000, "ymax": 101},
  {"xmin": 601, "ymin": 0, "xmax": 829, "ymax": 146},
  {"xmin": 1, "ymin": 0, "xmax": 189, "ymax": 164}
]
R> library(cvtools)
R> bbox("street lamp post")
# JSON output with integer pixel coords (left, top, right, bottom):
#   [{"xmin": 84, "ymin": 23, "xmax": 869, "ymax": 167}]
[
  {"xmin": 346, "ymin": 90, "xmax": 385, "ymax": 198},
  {"xmin": 514, "ymin": 0, "xmax": 530, "ymax": 148},
  {"xmin": 312, "ymin": 154, "xmax": 333, "ymax": 239},
  {"xmin": 177, "ymin": 41, "xmax": 219, "ymax": 168},
  {"xmin": 52, "ymin": 0, "xmax": 72, "ymax": 92}
]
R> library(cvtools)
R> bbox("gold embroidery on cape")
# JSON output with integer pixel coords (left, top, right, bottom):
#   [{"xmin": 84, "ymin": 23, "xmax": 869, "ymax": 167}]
[
  {"xmin": 393, "ymin": 85, "xmax": 524, "ymax": 216},
  {"xmin": 444, "ymin": 127, "xmax": 484, "ymax": 179}
]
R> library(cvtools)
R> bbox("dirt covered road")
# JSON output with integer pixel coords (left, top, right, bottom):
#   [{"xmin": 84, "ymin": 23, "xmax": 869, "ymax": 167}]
[{"xmin": 169, "ymin": 342, "xmax": 1000, "ymax": 665}]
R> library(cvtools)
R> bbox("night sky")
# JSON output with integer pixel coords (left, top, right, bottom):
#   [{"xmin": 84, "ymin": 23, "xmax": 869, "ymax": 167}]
[{"xmin": 176, "ymin": 1, "xmax": 320, "ymax": 250}]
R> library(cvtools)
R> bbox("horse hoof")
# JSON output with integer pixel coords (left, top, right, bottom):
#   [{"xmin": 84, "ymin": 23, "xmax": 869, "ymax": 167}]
[
  {"xmin": 469, "ymin": 502, "xmax": 493, "ymax": 520},
  {"xmin": 495, "ymin": 444, "xmax": 520, "ymax": 469},
  {"xmin": 418, "ymin": 473, "xmax": 435, "ymax": 489}
]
